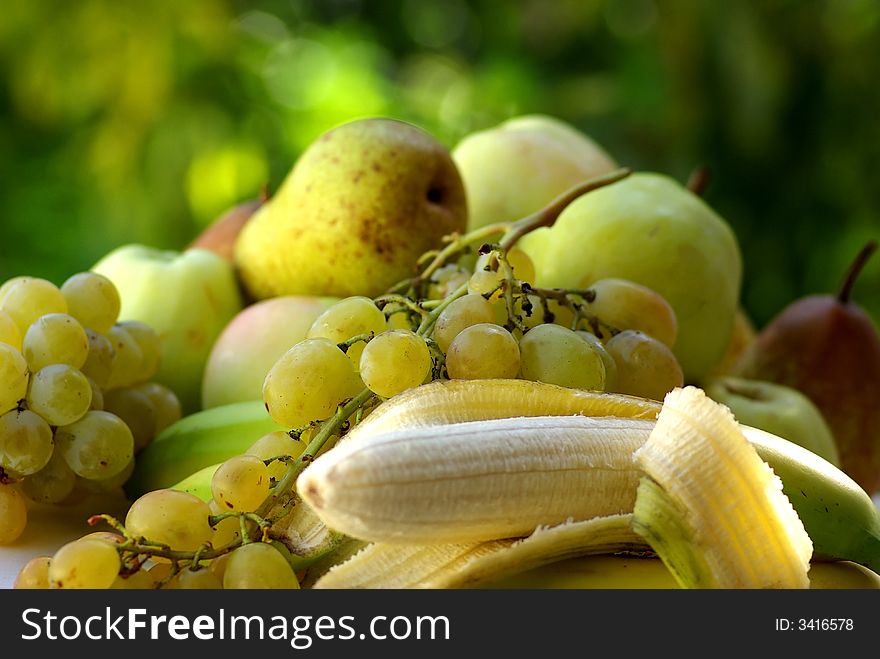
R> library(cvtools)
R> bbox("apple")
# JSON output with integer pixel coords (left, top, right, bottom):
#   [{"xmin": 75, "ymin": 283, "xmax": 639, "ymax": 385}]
[
  {"xmin": 201, "ymin": 295, "xmax": 338, "ymax": 409},
  {"xmin": 704, "ymin": 376, "xmax": 841, "ymax": 466},
  {"xmin": 92, "ymin": 245, "xmax": 244, "ymax": 413},
  {"xmin": 522, "ymin": 173, "xmax": 742, "ymax": 382},
  {"xmin": 452, "ymin": 114, "xmax": 617, "ymax": 231}
]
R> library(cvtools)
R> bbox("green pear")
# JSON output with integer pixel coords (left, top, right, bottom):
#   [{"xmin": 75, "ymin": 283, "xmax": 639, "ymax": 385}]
[
  {"xmin": 704, "ymin": 376, "xmax": 841, "ymax": 466},
  {"xmin": 452, "ymin": 114, "xmax": 617, "ymax": 231},
  {"xmin": 235, "ymin": 117, "xmax": 467, "ymax": 300},
  {"xmin": 523, "ymin": 173, "xmax": 742, "ymax": 382}
]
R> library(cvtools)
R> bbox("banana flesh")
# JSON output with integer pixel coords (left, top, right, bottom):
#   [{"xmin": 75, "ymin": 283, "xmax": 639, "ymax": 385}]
[
  {"xmin": 314, "ymin": 514, "xmax": 647, "ymax": 589},
  {"xmin": 298, "ymin": 415, "xmax": 655, "ymax": 544},
  {"xmin": 632, "ymin": 386, "xmax": 813, "ymax": 589},
  {"xmin": 344, "ymin": 378, "xmax": 661, "ymax": 441}
]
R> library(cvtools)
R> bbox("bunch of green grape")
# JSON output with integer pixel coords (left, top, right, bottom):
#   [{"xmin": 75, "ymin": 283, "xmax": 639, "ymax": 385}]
[
  {"xmin": 14, "ymin": 427, "xmax": 305, "ymax": 589},
  {"xmin": 0, "ymin": 273, "xmax": 181, "ymax": 546},
  {"xmin": 262, "ymin": 245, "xmax": 684, "ymax": 433}
]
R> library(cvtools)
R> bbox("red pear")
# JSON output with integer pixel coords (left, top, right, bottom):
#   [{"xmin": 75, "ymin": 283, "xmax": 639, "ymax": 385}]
[
  {"xmin": 188, "ymin": 189, "xmax": 268, "ymax": 262},
  {"xmin": 734, "ymin": 241, "xmax": 880, "ymax": 494}
]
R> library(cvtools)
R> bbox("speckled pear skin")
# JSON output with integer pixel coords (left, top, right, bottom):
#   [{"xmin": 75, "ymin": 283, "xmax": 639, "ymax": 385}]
[{"xmin": 235, "ymin": 118, "xmax": 467, "ymax": 300}]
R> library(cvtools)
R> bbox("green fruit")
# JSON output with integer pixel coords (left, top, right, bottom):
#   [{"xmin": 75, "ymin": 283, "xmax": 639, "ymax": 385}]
[
  {"xmin": 705, "ymin": 376, "xmax": 841, "ymax": 467},
  {"xmin": 522, "ymin": 173, "xmax": 742, "ymax": 382},
  {"xmin": 452, "ymin": 114, "xmax": 617, "ymax": 231},
  {"xmin": 92, "ymin": 245, "xmax": 244, "ymax": 413},
  {"xmin": 201, "ymin": 295, "xmax": 338, "ymax": 409},
  {"xmin": 126, "ymin": 400, "xmax": 283, "ymax": 498},
  {"xmin": 235, "ymin": 117, "xmax": 467, "ymax": 300}
]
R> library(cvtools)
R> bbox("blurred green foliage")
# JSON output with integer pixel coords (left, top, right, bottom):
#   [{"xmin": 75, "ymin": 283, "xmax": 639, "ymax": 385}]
[{"xmin": 1, "ymin": 0, "xmax": 878, "ymax": 327}]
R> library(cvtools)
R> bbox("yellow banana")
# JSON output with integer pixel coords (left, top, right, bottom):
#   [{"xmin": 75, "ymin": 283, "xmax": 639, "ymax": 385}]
[
  {"xmin": 632, "ymin": 386, "xmax": 813, "ymax": 589},
  {"xmin": 314, "ymin": 514, "xmax": 646, "ymax": 589},
  {"xmin": 299, "ymin": 415, "xmax": 654, "ymax": 544},
  {"xmin": 298, "ymin": 379, "xmax": 880, "ymax": 574}
]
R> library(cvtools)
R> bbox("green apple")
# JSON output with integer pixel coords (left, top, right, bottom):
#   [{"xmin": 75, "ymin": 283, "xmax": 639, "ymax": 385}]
[
  {"xmin": 234, "ymin": 117, "xmax": 467, "ymax": 300},
  {"xmin": 92, "ymin": 245, "xmax": 244, "ymax": 413},
  {"xmin": 452, "ymin": 114, "xmax": 617, "ymax": 231},
  {"xmin": 705, "ymin": 376, "xmax": 841, "ymax": 466},
  {"xmin": 523, "ymin": 173, "xmax": 742, "ymax": 382},
  {"xmin": 201, "ymin": 295, "xmax": 338, "ymax": 409}
]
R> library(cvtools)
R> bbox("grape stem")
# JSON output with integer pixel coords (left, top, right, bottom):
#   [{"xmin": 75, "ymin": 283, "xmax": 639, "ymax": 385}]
[{"xmin": 256, "ymin": 388, "xmax": 376, "ymax": 519}]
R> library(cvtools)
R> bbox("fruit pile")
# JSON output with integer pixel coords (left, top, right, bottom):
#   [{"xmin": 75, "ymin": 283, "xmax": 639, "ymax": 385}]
[
  {"xmin": 5, "ymin": 115, "xmax": 880, "ymax": 590},
  {"xmin": 0, "ymin": 273, "xmax": 181, "ymax": 546}
]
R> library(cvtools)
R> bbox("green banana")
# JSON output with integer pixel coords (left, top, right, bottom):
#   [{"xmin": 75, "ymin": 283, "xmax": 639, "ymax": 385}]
[
  {"xmin": 170, "ymin": 463, "xmax": 220, "ymax": 502},
  {"xmin": 742, "ymin": 424, "xmax": 880, "ymax": 573},
  {"xmin": 127, "ymin": 400, "xmax": 284, "ymax": 498}
]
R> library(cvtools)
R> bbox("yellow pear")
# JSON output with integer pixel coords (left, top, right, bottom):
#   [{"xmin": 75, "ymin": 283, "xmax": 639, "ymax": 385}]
[{"xmin": 235, "ymin": 117, "xmax": 467, "ymax": 300}]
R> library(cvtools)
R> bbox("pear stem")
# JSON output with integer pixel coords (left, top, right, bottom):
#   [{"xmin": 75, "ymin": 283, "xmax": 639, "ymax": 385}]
[
  {"xmin": 500, "ymin": 168, "xmax": 631, "ymax": 251},
  {"xmin": 686, "ymin": 166, "xmax": 711, "ymax": 197},
  {"xmin": 837, "ymin": 240, "xmax": 877, "ymax": 304}
]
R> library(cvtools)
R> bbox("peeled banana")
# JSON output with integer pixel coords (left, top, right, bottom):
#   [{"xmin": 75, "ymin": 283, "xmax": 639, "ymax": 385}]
[
  {"xmin": 297, "ymin": 379, "xmax": 880, "ymax": 574},
  {"xmin": 632, "ymin": 386, "xmax": 813, "ymax": 589}
]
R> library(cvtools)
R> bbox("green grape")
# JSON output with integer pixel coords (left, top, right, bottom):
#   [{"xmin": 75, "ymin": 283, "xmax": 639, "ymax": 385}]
[
  {"xmin": 0, "ymin": 409, "xmax": 54, "ymax": 477},
  {"xmin": 55, "ymin": 410, "xmax": 134, "ymax": 480},
  {"xmin": 518, "ymin": 323, "xmax": 606, "ymax": 391},
  {"xmin": 49, "ymin": 538, "xmax": 121, "ymax": 589},
  {"xmin": 166, "ymin": 566, "xmax": 223, "ymax": 589},
  {"xmin": 0, "ymin": 482, "xmax": 27, "ymax": 545},
  {"xmin": 432, "ymin": 293, "xmax": 496, "ymax": 352},
  {"xmin": 0, "ymin": 309, "xmax": 22, "ymax": 350},
  {"xmin": 14, "ymin": 556, "xmax": 51, "ymax": 589},
  {"xmin": 518, "ymin": 295, "xmax": 576, "ymax": 331},
  {"xmin": 247, "ymin": 430, "xmax": 304, "ymax": 482},
  {"xmin": 359, "ymin": 329, "xmax": 431, "ymax": 398},
  {"xmin": 22, "ymin": 313, "xmax": 89, "ymax": 371},
  {"xmin": 111, "ymin": 567, "xmax": 163, "ymax": 590},
  {"xmin": 585, "ymin": 278, "xmax": 678, "ymax": 348},
  {"xmin": 117, "ymin": 320, "xmax": 160, "ymax": 382},
  {"xmin": 209, "ymin": 499, "xmax": 241, "ymax": 548},
  {"xmin": 263, "ymin": 338, "xmax": 360, "ymax": 428},
  {"xmin": 0, "ymin": 342, "xmax": 28, "ymax": 414},
  {"xmin": 26, "ymin": 364, "xmax": 92, "ymax": 426},
  {"xmin": 222, "ymin": 542, "xmax": 299, "ymax": 589},
  {"xmin": 446, "ymin": 323, "xmax": 520, "ymax": 380},
  {"xmin": 103, "ymin": 387, "xmax": 157, "ymax": 452},
  {"xmin": 132, "ymin": 382, "xmax": 181, "ymax": 434},
  {"xmin": 105, "ymin": 324, "xmax": 144, "ymax": 390},
  {"xmin": 209, "ymin": 552, "xmax": 231, "ymax": 581},
  {"xmin": 427, "ymin": 264, "xmax": 470, "ymax": 299},
  {"xmin": 604, "ymin": 329, "xmax": 684, "ymax": 401},
  {"xmin": 22, "ymin": 451, "xmax": 77, "ymax": 504},
  {"xmin": 81, "ymin": 329, "xmax": 115, "ymax": 388},
  {"xmin": 0, "ymin": 277, "xmax": 67, "ymax": 334},
  {"xmin": 307, "ymin": 296, "xmax": 388, "ymax": 369},
  {"xmin": 467, "ymin": 268, "xmax": 503, "ymax": 297},
  {"xmin": 474, "ymin": 247, "xmax": 536, "ymax": 288},
  {"xmin": 60, "ymin": 271, "xmax": 121, "ymax": 334},
  {"xmin": 77, "ymin": 457, "xmax": 135, "ymax": 494},
  {"xmin": 211, "ymin": 454, "xmax": 271, "ymax": 512},
  {"xmin": 125, "ymin": 489, "xmax": 214, "ymax": 552},
  {"xmin": 577, "ymin": 331, "xmax": 618, "ymax": 391},
  {"xmin": 87, "ymin": 377, "xmax": 104, "ymax": 410}
]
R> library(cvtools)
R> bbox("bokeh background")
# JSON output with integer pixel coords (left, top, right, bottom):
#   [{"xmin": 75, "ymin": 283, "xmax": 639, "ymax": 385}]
[{"xmin": 1, "ymin": 0, "xmax": 878, "ymax": 327}]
